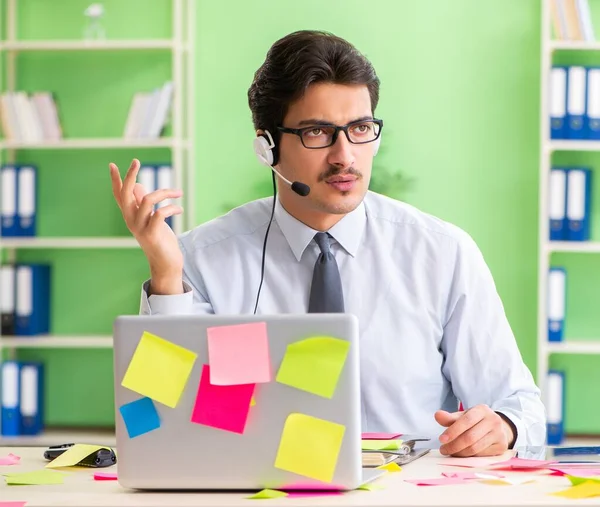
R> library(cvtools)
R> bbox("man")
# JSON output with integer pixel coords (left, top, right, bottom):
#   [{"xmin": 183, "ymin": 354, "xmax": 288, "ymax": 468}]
[{"xmin": 109, "ymin": 30, "xmax": 546, "ymax": 457}]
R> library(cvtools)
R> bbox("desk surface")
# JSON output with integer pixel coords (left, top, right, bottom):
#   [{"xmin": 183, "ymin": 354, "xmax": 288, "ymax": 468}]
[{"xmin": 0, "ymin": 446, "xmax": 595, "ymax": 506}]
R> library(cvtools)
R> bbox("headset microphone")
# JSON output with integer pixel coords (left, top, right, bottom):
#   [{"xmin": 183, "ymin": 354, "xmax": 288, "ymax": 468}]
[{"xmin": 269, "ymin": 165, "xmax": 310, "ymax": 197}]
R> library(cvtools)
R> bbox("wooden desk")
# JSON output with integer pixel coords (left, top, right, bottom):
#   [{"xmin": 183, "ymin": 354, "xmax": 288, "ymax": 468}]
[{"xmin": 0, "ymin": 446, "xmax": 591, "ymax": 506}]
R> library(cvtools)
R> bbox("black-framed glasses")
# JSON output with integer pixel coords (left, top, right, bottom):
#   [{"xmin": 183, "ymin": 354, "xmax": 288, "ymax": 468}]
[{"xmin": 277, "ymin": 118, "xmax": 383, "ymax": 149}]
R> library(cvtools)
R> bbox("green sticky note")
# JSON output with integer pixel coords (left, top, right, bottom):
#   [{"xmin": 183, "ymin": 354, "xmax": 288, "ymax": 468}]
[
  {"xmin": 357, "ymin": 482, "xmax": 385, "ymax": 491},
  {"xmin": 361, "ymin": 440, "xmax": 402, "ymax": 451},
  {"xmin": 247, "ymin": 489, "xmax": 288, "ymax": 499},
  {"xmin": 567, "ymin": 475, "xmax": 600, "ymax": 487},
  {"xmin": 5, "ymin": 469, "xmax": 64, "ymax": 485},
  {"xmin": 276, "ymin": 336, "xmax": 350, "ymax": 398}
]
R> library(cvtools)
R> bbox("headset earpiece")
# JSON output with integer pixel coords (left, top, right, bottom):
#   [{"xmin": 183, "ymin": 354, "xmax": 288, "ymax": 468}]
[
  {"xmin": 253, "ymin": 130, "xmax": 277, "ymax": 167},
  {"xmin": 373, "ymin": 136, "xmax": 381, "ymax": 157}
]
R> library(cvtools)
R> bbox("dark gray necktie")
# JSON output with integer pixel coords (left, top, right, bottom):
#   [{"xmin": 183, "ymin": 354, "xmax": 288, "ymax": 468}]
[{"xmin": 308, "ymin": 232, "xmax": 345, "ymax": 313}]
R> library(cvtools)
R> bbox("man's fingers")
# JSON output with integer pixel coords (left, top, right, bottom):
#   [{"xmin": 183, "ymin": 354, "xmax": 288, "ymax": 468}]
[
  {"xmin": 440, "ymin": 419, "xmax": 491, "ymax": 456},
  {"xmin": 132, "ymin": 183, "xmax": 147, "ymax": 207},
  {"xmin": 439, "ymin": 406, "xmax": 486, "ymax": 444},
  {"xmin": 148, "ymin": 204, "xmax": 184, "ymax": 231},
  {"xmin": 137, "ymin": 188, "xmax": 183, "ymax": 223},
  {"xmin": 434, "ymin": 410, "xmax": 461, "ymax": 428},
  {"xmin": 109, "ymin": 163, "xmax": 123, "ymax": 207},
  {"xmin": 120, "ymin": 158, "xmax": 141, "ymax": 209}
]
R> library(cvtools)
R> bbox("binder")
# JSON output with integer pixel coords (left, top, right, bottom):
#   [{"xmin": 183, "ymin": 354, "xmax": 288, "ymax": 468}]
[
  {"xmin": 16, "ymin": 165, "xmax": 37, "ymax": 236},
  {"xmin": 0, "ymin": 264, "xmax": 16, "ymax": 335},
  {"xmin": 550, "ymin": 66, "xmax": 568, "ymax": 139},
  {"xmin": 1, "ymin": 165, "xmax": 18, "ymax": 237},
  {"xmin": 548, "ymin": 267, "xmax": 566, "ymax": 342},
  {"xmin": 15, "ymin": 263, "xmax": 51, "ymax": 336},
  {"xmin": 156, "ymin": 164, "xmax": 173, "ymax": 229},
  {"xmin": 567, "ymin": 66, "xmax": 587, "ymax": 139},
  {"xmin": 566, "ymin": 167, "xmax": 592, "ymax": 241},
  {"xmin": 549, "ymin": 168, "xmax": 568, "ymax": 240},
  {"xmin": 586, "ymin": 67, "xmax": 600, "ymax": 139},
  {"xmin": 546, "ymin": 369, "xmax": 565, "ymax": 445},
  {"xmin": 1, "ymin": 361, "xmax": 20, "ymax": 436},
  {"xmin": 19, "ymin": 362, "xmax": 44, "ymax": 435}
]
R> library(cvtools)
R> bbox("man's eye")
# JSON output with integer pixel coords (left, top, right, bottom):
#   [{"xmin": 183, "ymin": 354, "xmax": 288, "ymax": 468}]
[{"xmin": 304, "ymin": 128, "xmax": 324, "ymax": 137}]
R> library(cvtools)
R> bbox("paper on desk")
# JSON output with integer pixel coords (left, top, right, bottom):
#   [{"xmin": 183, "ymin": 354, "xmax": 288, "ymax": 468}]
[
  {"xmin": 405, "ymin": 477, "xmax": 468, "ymax": 486},
  {"xmin": 275, "ymin": 336, "xmax": 350, "ymax": 398},
  {"xmin": 121, "ymin": 331, "xmax": 197, "ymax": 408},
  {"xmin": 552, "ymin": 480, "xmax": 600, "ymax": 499},
  {"xmin": 438, "ymin": 456, "xmax": 503, "ymax": 468},
  {"xmin": 46, "ymin": 444, "xmax": 108, "ymax": 469},
  {"xmin": 362, "ymin": 432, "xmax": 402, "ymax": 440},
  {"xmin": 0, "ymin": 453, "xmax": 20, "ymax": 465},
  {"xmin": 5, "ymin": 469, "xmax": 64, "ymax": 485},
  {"xmin": 247, "ymin": 488, "xmax": 288, "ymax": 499},
  {"xmin": 377, "ymin": 462, "xmax": 402, "ymax": 472},
  {"xmin": 119, "ymin": 396, "xmax": 161, "ymax": 438},
  {"xmin": 362, "ymin": 440, "xmax": 402, "ymax": 451},
  {"xmin": 274, "ymin": 412, "xmax": 345, "ymax": 483},
  {"xmin": 207, "ymin": 322, "xmax": 271, "ymax": 385},
  {"xmin": 191, "ymin": 364, "xmax": 254, "ymax": 434},
  {"xmin": 94, "ymin": 472, "xmax": 118, "ymax": 480},
  {"xmin": 488, "ymin": 457, "xmax": 557, "ymax": 469}
]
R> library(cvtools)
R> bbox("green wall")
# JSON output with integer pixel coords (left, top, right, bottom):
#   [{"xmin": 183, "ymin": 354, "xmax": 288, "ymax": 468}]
[{"xmin": 4, "ymin": 0, "xmax": 600, "ymax": 434}]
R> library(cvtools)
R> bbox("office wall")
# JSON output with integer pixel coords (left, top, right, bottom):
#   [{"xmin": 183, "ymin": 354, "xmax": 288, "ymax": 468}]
[{"xmin": 8, "ymin": 0, "xmax": 600, "ymax": 434}]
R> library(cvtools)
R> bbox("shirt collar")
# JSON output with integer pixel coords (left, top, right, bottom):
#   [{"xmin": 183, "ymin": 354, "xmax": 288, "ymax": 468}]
[{"xmin": 274, "ymin": 196, "xmax": 367, "ymax": 262}]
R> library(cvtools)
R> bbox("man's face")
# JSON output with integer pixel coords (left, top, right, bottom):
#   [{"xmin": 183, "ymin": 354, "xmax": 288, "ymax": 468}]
[{"xmin": 275, "ymin": 82, "xmax": 376, "ymax": 216}]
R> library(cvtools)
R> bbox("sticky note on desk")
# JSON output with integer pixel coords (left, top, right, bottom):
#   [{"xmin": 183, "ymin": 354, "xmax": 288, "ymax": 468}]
[
  {"xmin": 5, "ymin": 469, "xmax": 64, "ymax": 485},
  {"xmin": 0, "ymin": 501, "xmax": 28, "ymax": 507},
  {"xmin": 552, "ymin": 481, "xmax": 600, "ymax": 499},
  {"xmin": 247, "ymin": 489, "xmax": 288, "ymax": 499},
  {"xmin": 121, "ymin": 331, "xmax": 197, "ymax": 408},
  {"xmin": 276, "ymin": 336, "xmax": 349, "ymax": 398},
  {"xmin": 274, "ymin": 412, "xmax": 345, "ymax": 483},
  {"xmin": 46, "ymin": 444, "xmax": 107, "ymax": 469},
  {"xmin": 362, "ymin": 440, "xmax": 402, "ymax": 451},
  {"xmin": 207, "ymin": 322, "xmax": 271, "ymax": 385},
  {"xmin": 0, "ymin": 453, "xmax": 20, "ymax": 465},
  {"xmin": 191, "ymin": 364, "xmax": 254, "ymax": 434}
]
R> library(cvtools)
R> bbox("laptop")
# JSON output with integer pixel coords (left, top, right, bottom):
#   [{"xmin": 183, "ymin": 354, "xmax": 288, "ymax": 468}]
[{"xmin": 112, "ymin": 313, "xmax": 386, "ymax": 491}]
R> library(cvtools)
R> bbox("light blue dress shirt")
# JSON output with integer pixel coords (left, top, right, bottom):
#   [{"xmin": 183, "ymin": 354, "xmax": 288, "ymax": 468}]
[{"xmin": 140, "ymin": 191, "xmax": 546, "ymax": 448}]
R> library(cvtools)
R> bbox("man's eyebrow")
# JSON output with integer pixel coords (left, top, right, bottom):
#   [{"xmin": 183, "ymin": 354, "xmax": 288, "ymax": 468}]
[{"xmin": 296, "ymin": 115, "xmax": 374, "ymax": 127}]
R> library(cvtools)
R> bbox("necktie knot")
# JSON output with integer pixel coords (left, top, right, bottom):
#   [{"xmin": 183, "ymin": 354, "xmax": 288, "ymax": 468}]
[{"xmin": 314, "ymin": 232, "xmax": 332, "ymax": 255}]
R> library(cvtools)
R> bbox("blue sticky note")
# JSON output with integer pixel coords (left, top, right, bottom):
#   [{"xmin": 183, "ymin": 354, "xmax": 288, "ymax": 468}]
[{"xmin": 119, "ymin": 397, "xmax": 161, "ymax": 438}]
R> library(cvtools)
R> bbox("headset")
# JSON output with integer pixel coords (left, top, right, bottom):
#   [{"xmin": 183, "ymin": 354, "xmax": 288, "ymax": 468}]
[{"xmin": 251, "ymin": 128, "xmax": 381, "ymax": 313}]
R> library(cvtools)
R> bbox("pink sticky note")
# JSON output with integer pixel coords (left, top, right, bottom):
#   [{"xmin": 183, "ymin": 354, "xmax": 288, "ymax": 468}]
[
  {"xmin": 549, "ymin": 467, "xmax": 600, "ymax": 477},
  {"xmin": 405, "ymin": 477, "xmax": 469, "ymax": 486},
  {"xmin": 281, "ymin": 482, "xmax": 345, "ymax": 491},
  {"xmin": 94, "ymin": 472, "xmax": 118, "ymax": 480},
  {"xmin": 0, "ymin": 502, "xmax": 27, "ymax": 507},
  {"xmin": 438, "ymin": 457, "xmax": 503, "ymax": 468},
  {"xmin": 0, "ymin": 453, "xmax": 20, "ymax": 466},
  {"xmin": 361, "ymin": 432, "xmax": 402, "ymax": 440},
  {"xmin": 489, "ymin": 457, "xmax": 557, "ymax": 469},
  {"xmin": 287, "ymin": 491, "xmax": 343, "ymax": 498},
  {"xmin": 442, "ymin": 471, "xmax": 504, "ymax": 480},
  {"xmin": 191, "ymin": 364, "xmax": 254, "ymax": 434},
  {"xmin": 207, "ymin": 322, "xmax": 271, "ymax": 385}
]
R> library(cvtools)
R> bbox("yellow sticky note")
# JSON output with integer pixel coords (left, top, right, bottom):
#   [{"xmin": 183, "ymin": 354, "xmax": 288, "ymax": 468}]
[
  {"xmin": 377, "ymin": 462, "xmax": 402, "ymax": 472},
  {"xmin": 552, "ymin": 481, "xmax": 600, "ymax": 499},
  {"xmin": 274, "ymin": 413, "xmax": 345, "ymax": 483},
  {"xmin": 357, "ymin": 482, "xmax": 385, "ymax": 491},
  {"xmin": 250, "ymin": 396, "xmax": 256, "ymax": 407},
  {"xmin": 5, "ymin": 469, "xmax": 64, "ymax": 485},
  {"xmin": 121, "ymin": 331, "xmax": 197, "ymax": 408},
  {"xmin": 45, "ymin": 444, "xmax": 106, "ymax": 469},
  {"xmin": 276, "ymin": 336, "xmax": 350, "ymax": 398},
  {"xmin": 567, "ymin": 475, "xmax": 600, "ymax": 487},
  {"xmin": 247, "ymin": 489, "xmax": 288, "ymax": 499},
  {"xmin": 361, "ymin": 440, "xmax": 402, "ymax": 451}
]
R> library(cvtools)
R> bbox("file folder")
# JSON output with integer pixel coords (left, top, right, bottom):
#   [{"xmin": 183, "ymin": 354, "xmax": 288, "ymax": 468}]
[
  {"xmin": 0, "ymin": 264, "xmax": 16, "ymax": 335},
  {"xmin": 15, "ymin": 263, "xmax": 51, "ymax": 336},
  {"xmin": 156, "ymin": 164, "xmax": 173, "ymax": 228},
  {"xmin": 550, "ymin": 66, "xmax": 568, "ymax": 139},
  {"xmin": 586, "ymin": 67, "xmax": 600, "ymax": 139},
  {"xmin": 566, "ymin": 167, "xmax": 592, "ymax": 241},
  {"xmin": 549, "ymin": 168, "xmax": 568, "ymax": 240},
  {"xmin": 1, "ymin": 165, "xmax": 18, "ymax": 237},
  {"xmin": 16, "ymin": 165, "xmax": 37, "ymax": 236},
  {"xmin": 1, "ymin": 361, "xmax": 20, "ymax": 436},
  {"xmin": 548, "ymin": 267, "xmax": 566, "ymax": 342},
  {"xmin": 546, "ymin": 370, "xmax": 565, "ymax": 445},
  {"xmin": 19, "ymin": 362, "xmax": 44, "ymax": 435},
  {"xmin": 567, "ymin": 66, "xmax": 587, "ymax": 139}
]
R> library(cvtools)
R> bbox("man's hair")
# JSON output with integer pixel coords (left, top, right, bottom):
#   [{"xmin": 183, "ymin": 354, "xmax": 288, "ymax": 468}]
[{"xmin": 248, "ymin": 30, "xmax": 380, "ymax": 163}]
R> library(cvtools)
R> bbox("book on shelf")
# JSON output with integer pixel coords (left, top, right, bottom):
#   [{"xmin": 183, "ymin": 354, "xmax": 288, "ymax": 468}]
[
  {"xmin": 1, "ymin": 360, "xmax": 44, "ymax": 437},
  {"xmin": 123, "ymin": 81, "xmax": 173, "ymax": 140},
  {"xmin": 550, "ymin": 0, "xmax": 595, "ymax": 42},
  {"xmin": 0, "ymin": 91, "xmax": 62, "ymax": 143},
  {"xmin": 548, "ymin": 166, "xmax": 592, "ymax": 241}
]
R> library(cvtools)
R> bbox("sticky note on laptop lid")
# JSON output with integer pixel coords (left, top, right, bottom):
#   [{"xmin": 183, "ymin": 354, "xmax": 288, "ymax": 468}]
[
  {"xmin": 275, "ymin": 336, "xmax": 350, "ymax": 398},
  {"xmin": 361, "ymin": 440, "xmax": 403, "ymax": 451}
]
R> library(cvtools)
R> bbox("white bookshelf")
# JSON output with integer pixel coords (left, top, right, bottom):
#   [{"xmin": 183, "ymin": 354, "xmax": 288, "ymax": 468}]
[{"xmin": 0, "ymin": 0, "xmax": 196, "ymax": 439}]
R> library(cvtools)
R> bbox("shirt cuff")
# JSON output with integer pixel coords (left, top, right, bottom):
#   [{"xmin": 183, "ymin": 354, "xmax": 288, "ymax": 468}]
[
  {"xmin": 495, "ymin": 410, "xmax": 525, "ymax": 450},
  {"xmin": 139, "ymin": 279, "xmax": 194, "ymax": 315}
]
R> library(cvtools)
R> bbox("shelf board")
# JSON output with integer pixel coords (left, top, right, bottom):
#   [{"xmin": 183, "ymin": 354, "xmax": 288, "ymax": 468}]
[
  {"xmin": 0, "ymin": 335, "xmax": 113, "ymax": 348},
  {"xmin": 0, "ymin": 39, "xmax": 175, "ymax": 51},
  {"xmin": 547, "ymin": 140, "xmax": 600, "ymax": 152},
  {"xmin": 547, "ymin": 341, "xmax": 600, "ymax": 355},
  {"xmin": 550, "ymin": 40, "xmax": 600, "ymax": 51},
  {"xmin": 0, "ymin": 237, "xmax": 139, "ymax": 249},
  {"xmin": 0, "ymin": 428, "xmax": 116, "ymax": 447},
  {"xmin": 0, "ymin": 137, "xmax": 176, "ymax": 150},
  {"xmin": 547, "ymin": 241, "xmax": 600, "ymax": 253}
]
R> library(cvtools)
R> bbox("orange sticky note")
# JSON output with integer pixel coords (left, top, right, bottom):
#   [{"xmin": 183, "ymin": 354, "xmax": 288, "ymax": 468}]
[
  {"xmin": 207, "ymin": 322, "xmax": 271, "ymax": 386},
  {"xmin": 274, "ymin": 413, "xmax": 345, "ymax": 483}
]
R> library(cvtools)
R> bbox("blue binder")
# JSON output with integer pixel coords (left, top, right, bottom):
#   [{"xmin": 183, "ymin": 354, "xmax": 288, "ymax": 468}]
[
  {"xmin": 1, "ymin": 165, "xmax": 19, "ymax": 237},
  {"xmin": 549, "ymin": 168, "xmax": 568, "ymax": 241},
  {"xmin": 567, "ymin": 66, "xmax": 588, "ymax": 139},
  {"xmin": 15, "ymin": 263, "xmax": 51, "ymax": 336},
  {"xmin": 19, "ymin": 362, "xmax": 44, "ymax": 435},
  {"xmin": 16, "ymin": 165, "xmax": 37, "ymax": 237},
  {"xmin": 551, "ymin": 66, "xmax": 568, "ymax": 139},
  {"xmin": 566, "ymin": 167, "xmax": 592, "ymax": 241},
  {"xmin": 586, "ymin": 67, "xmax": 600, "ymax": 139},
  {"xmin": 548, "ymin": 267, "xmax": 566, "ymax": 342},
  {"xmin": 547, "ymin": 369, "xmax": 565, "ymax": 445},
  {"xmin": 1, "ymin": 361, "xmax": 21, "ymax": 436}
]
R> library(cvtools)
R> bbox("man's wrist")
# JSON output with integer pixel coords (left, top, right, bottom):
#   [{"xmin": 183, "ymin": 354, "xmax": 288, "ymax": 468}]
[{"xmin": 496, "ymin": 411, "xmax": 517, "ymax": 449}]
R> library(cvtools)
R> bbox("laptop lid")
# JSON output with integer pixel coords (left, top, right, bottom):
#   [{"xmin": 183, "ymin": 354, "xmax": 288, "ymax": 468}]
[{"xmin": 112, "ymin": 313, "xmax": 368, "ymax": 490}]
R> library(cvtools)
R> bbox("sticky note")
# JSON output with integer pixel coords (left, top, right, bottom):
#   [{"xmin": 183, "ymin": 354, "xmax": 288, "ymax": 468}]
[
  {"xmin": 276, "ymin": 336, "xmax": 350, "ymax": 398},
  {"xmin": 191, "ymin": 364, "xmax": 254, "ymax": 434},
  {"xmin": 362, "ymin": 432, "xmax": 402, "ymax": 440},
  {"xmin": 550, "ymin": 468, "xmax": 600, "ymax": 477},
  {"xmin": 357, "ymin": 482, "xmax": 386, "ymax": 491},
  {"xmin": 481, "ymin": 476, "xmax": 537, "ymax": 486},
  {"xmin": 46, "ymin": 444, "xmax": 107, "ymax": 469},
  {"xmin": 362, "ymin": 440, "xmax": 402, "ymax": 451},
  {"xmin": 442, "ymin": 471, "xmax": 504, "ymax": 479},
  {"xmin": 94, "ymin": 472, "xmax": 118, "ymax": 480},
  {"xmin": 250, "ymin": 396, "xmax": 256, "ymax": 407},
  {"xmin": 121, "ymin": 331, "xmax": 197, "ymax": 408},
  {"xmin": 247, "ymin": 489, "xmax": 288, "ymax": 499},
  {"xmin": 438, "ymin": 456, "xmax": 504, "ymax": 468},
  {"xmin": 119, "ymin": 397, "xmax": 161, "ymax": 438},
  {"xmin": 567, "ymin": 475, "xmax": 600, "ymax": 487},
  {"xmin": 405, "ymin": 477, "xmax": 467, "ymax": 486},
  {"xmin": 0, "ymin": 453, "xmax": 20, "ymax": 465},
  {"xmin": 287, "ymin": 491, "xmax": 343, "ymax": 498},
  {"xmin": 0, "ymin": 502, "xmax": 27, "ymax": 507},
  {"xmin": 377, "ymin": 462, "xmax": 402, "ymax": 472},
  {"xmin": 274, "ymin": 413, "xmax": 345, "ymax": 483},
  {"xmin": 5, "ymin": 470, "xmax": 64, "ymax": 485},
  {"xmin": 489, "ymin": 457, "xmax": 557, "ymax": 469},
  {"xmin": 552, "ymin": 480, "xmax": 600, "ymax": 499},
  {"xmin": 207, "ymin": 322, "xmax": 271, "ymax": 385}
]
